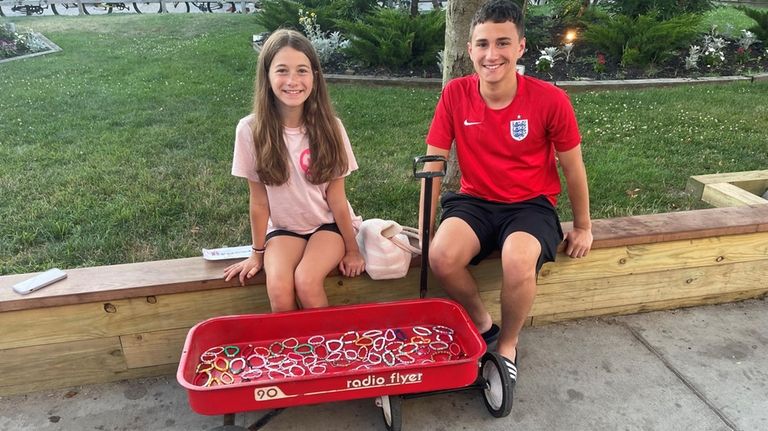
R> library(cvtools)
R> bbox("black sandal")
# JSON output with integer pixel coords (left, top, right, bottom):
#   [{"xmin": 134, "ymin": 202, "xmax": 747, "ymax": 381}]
[{"xmin": 481, "ymin": 323, "xmax": 500, "ymax": 350}]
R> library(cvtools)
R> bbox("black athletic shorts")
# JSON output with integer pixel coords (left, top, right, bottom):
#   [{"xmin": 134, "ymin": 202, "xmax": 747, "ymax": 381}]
[
  {"xmin": 440, "ymin": 192, "xmax": 564, "ymax": 272},
  {"xmin": 265, "ymin": 223, "xmax": 341, "ymax": 242}
]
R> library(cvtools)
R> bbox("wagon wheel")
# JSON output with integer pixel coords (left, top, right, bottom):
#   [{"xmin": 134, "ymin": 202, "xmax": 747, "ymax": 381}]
[
  {"xmin": 380, "ymin": 395, "xmax": 402, "ymax": 431},
  {"xmin": 480, "ymin": 352, "xmax": 513, "ymax": 418}
]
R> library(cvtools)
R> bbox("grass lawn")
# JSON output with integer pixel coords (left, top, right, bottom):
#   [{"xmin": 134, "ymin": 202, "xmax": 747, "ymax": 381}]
[{"xmin": 1, "ymin": 14, "xmax": 767, "ymax": 275}]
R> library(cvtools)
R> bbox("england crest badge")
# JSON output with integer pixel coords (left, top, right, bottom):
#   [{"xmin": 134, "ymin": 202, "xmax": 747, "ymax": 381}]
[{"xmin": 510, "ymin": 119, "xmax": 528, "ymax": 141}]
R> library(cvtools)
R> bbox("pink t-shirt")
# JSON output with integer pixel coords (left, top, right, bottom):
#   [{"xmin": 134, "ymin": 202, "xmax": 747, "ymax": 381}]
[{"xmin": 232, "ymin": 114, "xmax": 362, "ymax": 235}]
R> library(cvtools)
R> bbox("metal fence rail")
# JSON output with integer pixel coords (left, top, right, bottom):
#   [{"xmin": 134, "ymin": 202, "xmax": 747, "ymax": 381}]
[{"xmin": 0, "ymin": 0, "xmax": 259, "ymax": 15}]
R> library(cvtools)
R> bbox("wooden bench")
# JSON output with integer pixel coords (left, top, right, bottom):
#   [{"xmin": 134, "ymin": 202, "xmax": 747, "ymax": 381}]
[{"xmin": 1, "ymin": 205, "xmax": 767, "ymax": 396}]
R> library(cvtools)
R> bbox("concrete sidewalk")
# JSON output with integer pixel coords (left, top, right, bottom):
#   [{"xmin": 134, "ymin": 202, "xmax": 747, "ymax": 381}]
[{"xmin": 1, "ymin": 298, "xmax": 766, "ymax": 431}]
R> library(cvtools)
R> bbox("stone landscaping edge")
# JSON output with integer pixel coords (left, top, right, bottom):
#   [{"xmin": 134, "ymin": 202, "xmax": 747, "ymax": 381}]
[
  {"xmin": 326, "ymin": 72, "xmax": 768, "ymax": 92},
  {"xmin": 0, "ymin": 32, "xmax": 61, "ymax": 65}
]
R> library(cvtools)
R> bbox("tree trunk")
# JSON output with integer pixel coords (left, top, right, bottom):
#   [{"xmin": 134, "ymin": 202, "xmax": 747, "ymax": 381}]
[
  {"xmin": 410, "ymin": 0, "xmax": 419, "ymax": 16},
  {"xmin": 441, "ymin": 0, "xmax": 485, "ymax": 192}
]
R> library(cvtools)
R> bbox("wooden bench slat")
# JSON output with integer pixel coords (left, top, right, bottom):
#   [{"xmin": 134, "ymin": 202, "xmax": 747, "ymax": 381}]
[{"xmin": 1, "ymin": 205, "xmax": 766, "ymax": 313}]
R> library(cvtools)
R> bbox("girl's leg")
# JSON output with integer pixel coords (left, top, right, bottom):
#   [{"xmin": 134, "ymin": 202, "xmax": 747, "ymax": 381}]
[
  {"xmin": 293, "ymin": 230, "xmax": 345, "ymax": 309},
  {"xmin": 263, "ymin": 236, "xmax": 307, "ymax": 312}
]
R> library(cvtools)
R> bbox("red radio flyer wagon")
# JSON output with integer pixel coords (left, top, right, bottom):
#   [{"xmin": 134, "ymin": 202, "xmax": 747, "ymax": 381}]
[{"xmin": 177, "ymin": 156, "xmax": 513, "ymax": 430}]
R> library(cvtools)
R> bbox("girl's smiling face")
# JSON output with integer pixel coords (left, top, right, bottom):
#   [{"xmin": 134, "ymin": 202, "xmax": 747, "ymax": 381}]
[{"xmin": 269, "ymin": 46, "xmax": 314, "ymax": 113}]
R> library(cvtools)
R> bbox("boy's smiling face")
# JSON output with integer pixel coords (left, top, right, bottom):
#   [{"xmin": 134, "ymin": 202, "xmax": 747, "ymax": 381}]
[{"xmin": 468, "ymin": 20, "xmax": 526, "ymax": 85}]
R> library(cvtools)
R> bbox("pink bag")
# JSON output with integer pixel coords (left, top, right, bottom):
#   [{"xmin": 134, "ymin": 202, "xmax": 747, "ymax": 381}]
[{"xmin": 356, "ymin": 219, "xmax": 421, "ymax": 280}]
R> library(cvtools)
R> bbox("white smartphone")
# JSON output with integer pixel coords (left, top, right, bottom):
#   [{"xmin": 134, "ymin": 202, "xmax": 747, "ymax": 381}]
[{"xmin": 12, "ymin": 268, "xmax": 67, "ymax": 295}]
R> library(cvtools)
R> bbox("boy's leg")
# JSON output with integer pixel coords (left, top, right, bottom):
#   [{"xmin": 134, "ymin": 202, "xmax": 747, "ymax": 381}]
[
  {"xmin": 263, "ymin": 236, "xmax": 307, "ymax": 312},
  {"xmin": 428, "ymin": 218, "xmax": 494, "ymax": 334},
  {"xmin": 498, "ymin": 231, "xmax": 541, "ymax": 363},
  {"xmin": 294, "ymin": 230, "xmax": 345, "ymax": 309}
]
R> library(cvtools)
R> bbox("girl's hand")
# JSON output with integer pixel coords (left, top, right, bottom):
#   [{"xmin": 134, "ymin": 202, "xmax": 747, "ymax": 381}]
[
  {"xmin": 223, "ymin": 254, "xmax": 264, "ymax": 286},
  {"xmin": 339, "ymin": 250, "xmax": 365, "ymax": 277}
]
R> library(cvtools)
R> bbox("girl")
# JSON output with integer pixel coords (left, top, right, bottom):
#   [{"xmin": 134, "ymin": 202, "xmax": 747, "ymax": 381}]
[{"xmin": 224, "ymin": 29, "xmax": 365, "ymax": 312}]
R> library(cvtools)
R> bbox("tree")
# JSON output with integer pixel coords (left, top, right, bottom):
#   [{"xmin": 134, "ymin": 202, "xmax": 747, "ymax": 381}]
[
  {"xmin": 440, "ymin": 0, "xmax": 527, "ymax": 191},
  {"xmin": 440, "ymin": 0, "xmax": 485, "ymax": 191}
]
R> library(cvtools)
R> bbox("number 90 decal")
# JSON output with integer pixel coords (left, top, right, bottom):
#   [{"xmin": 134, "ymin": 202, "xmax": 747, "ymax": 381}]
[{"xmin": 254, "ymin": 386, "xmax": 289, "ymax": 401}]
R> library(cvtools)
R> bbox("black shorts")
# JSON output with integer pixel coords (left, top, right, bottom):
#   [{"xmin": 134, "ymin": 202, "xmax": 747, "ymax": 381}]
[
  {"xmin": 440, "ymin": 192, "xmax": 563, "ymax": 272},
  {"xmin": 265, "ymin": 223, "xmax": 341, "ymax": 242}
]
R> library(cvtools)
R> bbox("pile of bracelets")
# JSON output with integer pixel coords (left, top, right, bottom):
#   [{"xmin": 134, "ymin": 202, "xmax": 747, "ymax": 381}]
[{"xmin": 193, "ymin": 324, "xmax": 465, "ymax": 387}]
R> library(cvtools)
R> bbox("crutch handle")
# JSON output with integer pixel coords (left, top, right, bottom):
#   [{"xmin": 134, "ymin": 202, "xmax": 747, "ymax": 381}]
[
  {"xmin": 413, "ymin": 155, "xmax": 447, "ymax": 179},
  {"xmin": 414, "ymin": 155, "xmax": 447, "ymax": 299}
]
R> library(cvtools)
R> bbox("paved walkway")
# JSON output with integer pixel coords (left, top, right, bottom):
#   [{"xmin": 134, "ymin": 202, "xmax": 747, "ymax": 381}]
[{"xmin": 1, "ymin": 298, "xmax": 766, "ymax": 431}]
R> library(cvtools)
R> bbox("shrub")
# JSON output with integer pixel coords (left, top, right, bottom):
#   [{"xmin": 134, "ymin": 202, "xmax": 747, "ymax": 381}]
[
  {"xmin": 584, "ymin": 13, "xmax": 701, "ymax": 69},
  {"xmin": 255, "ymin": 0, "xmax": 305, "ymax": 32},
  {"xmin": 738, "ymin": 7, "xmax": 768, "ymax": 44},
  {"xmin": 340, "ymin": 8, "xmax": 445, "ymax": 70},
  {"xmin": 298, "ymin": 9, "xmax": 349, "ymax": 67},
  {"xmin": 525, "ymin": 14, "xmax": 557, "ymax": 52},
  {"xmin": 255, "ymin": 0, "xmax": 379, "ymax": 34},
  {"xmin": 608, "ymin": 0, "xmax": 713, "ymax": 20},
  {"xmin": 547, "ymin": 0, "xmax": 611, "ymax": 27},
  {"xmin": 409, "ymin": 9, "xmax": 445, "ymax": 68}
]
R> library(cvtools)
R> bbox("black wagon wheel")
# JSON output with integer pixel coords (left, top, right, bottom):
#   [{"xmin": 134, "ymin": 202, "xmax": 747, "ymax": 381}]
[
  {"xmin": 132, "ymin": 1, "xmax": 161, "ymax": 13},
  {"xmin": 480, "ymin": 351, "xmax": 513, "ymax": 418},
  {"xmin": 380, "ymin": 395, "xmax": 402, "ymax": 431}
]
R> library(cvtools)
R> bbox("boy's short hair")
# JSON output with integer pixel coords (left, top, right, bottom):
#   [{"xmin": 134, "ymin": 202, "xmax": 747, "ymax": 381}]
[{"xmin": 470, "ymin": 0, "xmax": 525, "ymax": 39}]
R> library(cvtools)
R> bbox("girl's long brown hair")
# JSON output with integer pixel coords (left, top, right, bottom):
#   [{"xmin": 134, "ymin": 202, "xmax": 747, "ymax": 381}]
[{"xmin": 251, "ymin": 29, "xmax": 347, "ymax": 186}]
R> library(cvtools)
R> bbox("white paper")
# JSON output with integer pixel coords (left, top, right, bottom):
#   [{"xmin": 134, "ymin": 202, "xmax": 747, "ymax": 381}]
[{"xmin": 202, "ymin": 246, "xmax": 252, "ymax": 261}]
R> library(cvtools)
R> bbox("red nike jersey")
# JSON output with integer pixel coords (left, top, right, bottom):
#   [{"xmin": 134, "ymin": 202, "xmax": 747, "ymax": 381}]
[{"xmin": 426, "ymin": 73, "xmax": 581, "ymax": 206}]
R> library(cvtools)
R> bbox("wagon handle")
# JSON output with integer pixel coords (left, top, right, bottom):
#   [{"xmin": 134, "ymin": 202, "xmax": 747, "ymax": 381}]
[{"xmin": 413, "ymin": 155, "xmax": 447, "ymax": 299}]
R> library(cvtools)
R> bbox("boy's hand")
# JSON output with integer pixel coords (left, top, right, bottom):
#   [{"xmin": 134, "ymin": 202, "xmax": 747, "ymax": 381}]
[
  {"xmin": 339, "ymin": 250, "xmax": 365, "ymax": 277},
  {"xmin": 564, "ymin": 227, "xmax": 593, "ymax": 258}
]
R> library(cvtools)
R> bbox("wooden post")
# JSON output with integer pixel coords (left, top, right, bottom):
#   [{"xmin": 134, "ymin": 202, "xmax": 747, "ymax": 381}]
[{"xmin": 159, "ymin": 0, "xmax": 167, "ymax": 13}]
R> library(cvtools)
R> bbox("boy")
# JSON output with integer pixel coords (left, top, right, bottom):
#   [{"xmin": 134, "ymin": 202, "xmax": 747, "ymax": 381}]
[{"xmin": 421, "ymin": 0, "xmax": 593, "ymax": 397}]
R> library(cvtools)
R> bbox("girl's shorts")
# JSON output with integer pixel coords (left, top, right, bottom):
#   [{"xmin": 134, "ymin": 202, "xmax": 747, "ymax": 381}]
[{"xmin": 266, "ymin": 223, "xmax": 341, "ymax": 242}]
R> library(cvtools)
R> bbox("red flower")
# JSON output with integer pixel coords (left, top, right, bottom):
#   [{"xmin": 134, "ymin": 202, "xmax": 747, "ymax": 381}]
[{"xmin": 596, "ymin": 52, "xmax": 606, "ymax": 65}]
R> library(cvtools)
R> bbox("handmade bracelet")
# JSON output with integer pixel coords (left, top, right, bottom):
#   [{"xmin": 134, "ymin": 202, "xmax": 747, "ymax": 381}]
[
  {"xmin": 223, "ymin": 345, "xmax": 240, "ymax": 358},
  {"xmin": 252, "ymin": 246, "xmax": 266, "ymax": 254},
  {"xmin": 412, "ymin": 326, "xmax": 432, "ymax": 336},
  {"xmin": 229, "ymin": 357, "xmax": 246, "ymax": 374},
  {"xmin": 213, "ymin": 356, "xmax": 229, "ymax": 372},
  {"xmin": 219, "ymin": 372, "xmax": 235, "ymax": 385}
]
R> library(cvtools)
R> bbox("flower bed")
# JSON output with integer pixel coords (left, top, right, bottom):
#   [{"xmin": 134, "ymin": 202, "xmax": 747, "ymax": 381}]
[
  {"xmin": 0, "ymin": 22, "xmax": 51, "ymax": 60},
  {"xmin": 519, "ymin": 23, "xmax": 768, "ymax": 82}
]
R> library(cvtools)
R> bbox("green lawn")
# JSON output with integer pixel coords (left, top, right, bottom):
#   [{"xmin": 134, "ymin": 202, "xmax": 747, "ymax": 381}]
[{"xmin": 1, "ymin": 14, "xmax": 767, "ymax": 275}]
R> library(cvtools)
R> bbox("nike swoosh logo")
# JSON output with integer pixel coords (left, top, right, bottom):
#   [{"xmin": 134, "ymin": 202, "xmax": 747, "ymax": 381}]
[{"xmin": 464, "ymin": 120, "xmax": 481, "ymax": 126}]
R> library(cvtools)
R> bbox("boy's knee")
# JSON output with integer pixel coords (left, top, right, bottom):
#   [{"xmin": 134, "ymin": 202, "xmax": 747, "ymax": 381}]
[
  {"xmin": 501, "ymin": 254, "xmax": 538, "ymax": 284},
  {"xmin": 429, "ymin": 245, "xmax": 463, "ymax": 276}
]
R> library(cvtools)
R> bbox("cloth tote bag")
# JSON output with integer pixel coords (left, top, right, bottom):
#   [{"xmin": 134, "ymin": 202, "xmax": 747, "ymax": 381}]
[{"xmin": 356, "ymin": 218, "xmax": 421, "ymax": 280}]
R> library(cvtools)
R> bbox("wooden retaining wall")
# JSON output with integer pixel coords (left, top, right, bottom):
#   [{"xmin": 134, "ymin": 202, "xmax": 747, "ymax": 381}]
[{"xmin": 1, "ymin": 205, "xmax": 766, "ymax": 396}]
